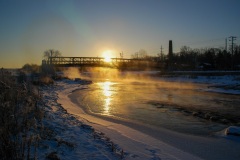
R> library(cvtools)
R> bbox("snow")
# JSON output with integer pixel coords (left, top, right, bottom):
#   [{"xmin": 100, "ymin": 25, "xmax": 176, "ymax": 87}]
[
  {"xmin": 159, "ymin": 75, "xmax": 240, "ymax": 95},
  {"xmin": 39, "ymin": 82, "xmax": 121, "ymax": 160},
  {"xmin": 160, "ymin": 75, "xmax": 238, "ymax": 85},
  {"xmin": 225, "ymin": 126, "xmax": 240, "ymax": 136},
  {"xmin": 55, "ymin": 79, "xmax": 202, "ymax": 160},
  {"xmin": 40, "ymin": 75, "xmax": 240, "ymax": 160}
]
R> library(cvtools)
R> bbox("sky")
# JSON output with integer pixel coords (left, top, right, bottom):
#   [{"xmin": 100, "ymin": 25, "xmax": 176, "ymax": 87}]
[{"xmin": 0, "ymin": 0, "xmax": 240, "ymax": 68}]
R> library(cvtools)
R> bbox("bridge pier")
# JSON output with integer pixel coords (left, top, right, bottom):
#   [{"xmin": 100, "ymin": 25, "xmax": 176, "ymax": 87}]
[{"xmin": 41, "ymin": 59, "xmax": 55, "ymax": 74}]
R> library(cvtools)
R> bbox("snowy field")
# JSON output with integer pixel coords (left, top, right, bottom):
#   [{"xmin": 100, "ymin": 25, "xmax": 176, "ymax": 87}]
[{"xmin": 40, "ymin": 75, "xmax": 240, "ymax": 160}]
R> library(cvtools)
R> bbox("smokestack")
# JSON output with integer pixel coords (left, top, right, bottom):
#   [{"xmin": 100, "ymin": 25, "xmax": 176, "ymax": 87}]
[
  {"xmin": 168, "ymin": 40, "xmax": 173, "ymax": 70},
  {"xmin": 169, "ymin": 40, "xmax": 173, "ymax": 56}
]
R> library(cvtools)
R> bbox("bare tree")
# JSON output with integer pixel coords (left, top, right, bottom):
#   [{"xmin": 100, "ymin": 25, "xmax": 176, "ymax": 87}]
[
  {"xmin": 131, "ymin": 52, "xmax": 139, "ymax": 59},
  {"xmin": 22, "ymin": 63, "xmax": 40, "ymax": 73},
  {"xmin": 43, "ymin": 49, "xmax": 61, "ymax": 60},
  {"xmin": 131, "ymin": 49, "xmax": 148, "ymax": 59},
  {"xmin": 138, "ymin": 49, "xmax": 148, "ymax": 58}
]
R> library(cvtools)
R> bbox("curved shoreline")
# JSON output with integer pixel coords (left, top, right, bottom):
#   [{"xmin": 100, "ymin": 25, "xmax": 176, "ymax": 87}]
[
  {"xmin": 57, "ymin": 80, "xmax": 240, "ymax": 160},
  {"xmin": 69, "ymin": 91, "xmax": 207, "ymax": 141}
]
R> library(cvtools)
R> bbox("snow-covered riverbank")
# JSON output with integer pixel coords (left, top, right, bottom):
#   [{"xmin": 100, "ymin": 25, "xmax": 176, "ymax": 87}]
[
  {"xmin": 53, "ymin": 77, "xmax": 240, "ymax": 160},
  {"xmin": 56, "ymin": 79, "xmax": 202, "ymax": 160},
  {"xmin": 39, "ymin": 82, "xmax": 122, "ymax": 159},
  {"xmin": 40, "ymin": 75, "xmax": 240, "ymax": 160}
]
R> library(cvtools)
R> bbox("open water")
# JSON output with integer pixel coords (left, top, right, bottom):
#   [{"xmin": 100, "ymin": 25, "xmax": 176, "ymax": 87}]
[{"xmin": 73, "ymin": 75, "xmax": 240, "ymax": 135}]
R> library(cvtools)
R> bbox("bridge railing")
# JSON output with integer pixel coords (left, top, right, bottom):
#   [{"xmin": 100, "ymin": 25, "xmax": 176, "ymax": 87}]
[
  {"xmin": 49, "ymin": 57, "xmax": 106, "ymax": 65},
  {"xmin": 45, "ymin": 56, "xmax": 161, "ymax": 68},
  {"xmin": 48, "ymin": 57, "xmax": 133, "ymax": 65}
]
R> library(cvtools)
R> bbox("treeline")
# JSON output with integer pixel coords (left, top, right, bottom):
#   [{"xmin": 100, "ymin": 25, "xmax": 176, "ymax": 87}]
[
  {"xmin": 132, "ymin": 45, "xmax": 240, "ymax": 70},
  {"xmin": 168, "ymin": 45, "xmax": 240, "ymax": 70}
]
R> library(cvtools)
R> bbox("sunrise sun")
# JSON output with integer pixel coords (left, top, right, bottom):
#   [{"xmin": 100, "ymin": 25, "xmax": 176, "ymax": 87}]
[{"xmin": 102, "ymin": 50, "xmax": 113, "ymax": 62}]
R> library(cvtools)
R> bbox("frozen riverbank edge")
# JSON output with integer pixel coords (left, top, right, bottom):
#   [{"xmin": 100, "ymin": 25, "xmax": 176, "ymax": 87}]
[
  {"xmin": 55, "ymin": 78, "xmax": 240, "ymax": 160},
  {"xmin": 56, "ymin": 79, "xmax": 201, "ymax": 160},
  {"xmin": 40, "ymin": 81, "xmax": 122, "ymax": 160}
]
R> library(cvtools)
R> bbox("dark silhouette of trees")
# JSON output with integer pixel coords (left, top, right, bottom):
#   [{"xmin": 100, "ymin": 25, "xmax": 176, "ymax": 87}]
[
  {"xmin": 131, "ymin": 49, "xmax": 148, "ymax": 59},
  {"xmin": 168, "ymin": 46, "xmax": 240, "ymax": 70},
  {"xmin": 215, "ymin": 50, "xmax": 231, "ymax": 70},
  {"xmin": 41, "ymin": 49, "xmax": 61, "ymax": 74},
  {"xmin": 233, "ymin": 45, "xmax": 240, "ymax": 68},
  {"xmin": 22, "ymin": 64, "xmax": 40, "ymax": 73},
  {"xmin": 178, "ymin": 46, "xmax": 197, "ymax": 69},
  {"xmin": 43, "ymin": 49, "xmax": 61, "ymax": 60},
  {"xmin": 128, "ymin": 46, "xmax": 240, "ymax": 71}
]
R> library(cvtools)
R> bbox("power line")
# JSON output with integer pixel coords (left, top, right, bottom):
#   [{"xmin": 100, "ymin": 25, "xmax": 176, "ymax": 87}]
[{"xmin": 177, "ymin": 37, "xmax": 226, "ymax": 46}]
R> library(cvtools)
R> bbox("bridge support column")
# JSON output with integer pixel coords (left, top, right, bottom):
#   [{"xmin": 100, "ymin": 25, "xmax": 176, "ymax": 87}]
[{"xmin": 41, "ymin": 59, "xmax": 55, "ymax": 75}]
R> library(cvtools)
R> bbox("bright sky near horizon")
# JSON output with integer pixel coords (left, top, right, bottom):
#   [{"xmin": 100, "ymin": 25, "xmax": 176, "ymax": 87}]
[{"xmin": 0, "ymin": 0, "xmax": 240, "ymax": 68}]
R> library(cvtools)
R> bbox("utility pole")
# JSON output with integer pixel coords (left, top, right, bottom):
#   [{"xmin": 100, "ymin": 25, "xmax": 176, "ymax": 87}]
[
  {"xmin": 160, "ymin": 45, "xmax": 164, "ymax": 61},
  {"xmin": 229, "ymin": 36, "xmax": 237, "ymax": 69},
  {"xmin": 229, "ymin": 36, "xmax": 237, "ymax": 54},
  {"xmin": 225, "ymin": 38, "xmax": 228, "ymax": 51},
  {"xmin": 120, "ymin": 52, "xmax": 123, "ymax": 59}
]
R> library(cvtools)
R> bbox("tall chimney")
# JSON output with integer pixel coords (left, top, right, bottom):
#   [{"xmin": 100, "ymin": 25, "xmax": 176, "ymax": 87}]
[
  {"xmin": 168, "ymin": 40, "xmax": 173, "ymax": 70},
  {"xmin": 169, "ymin": 40, "xmax": 173, "ymax": 56}
]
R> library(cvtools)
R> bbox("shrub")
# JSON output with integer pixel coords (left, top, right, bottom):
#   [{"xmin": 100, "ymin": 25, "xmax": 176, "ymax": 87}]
[{"xmin": 0, "ymin": 69, "xmax": 43, "ymax": 159}]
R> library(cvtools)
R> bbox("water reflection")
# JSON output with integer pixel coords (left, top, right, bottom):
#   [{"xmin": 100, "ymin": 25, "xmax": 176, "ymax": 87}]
[
  {"xmin": 99, "ymin": 81, "xmax": 114, "ymax": 115},
  {"xmin": 78, "ymin": 78, "xmax": 240, "ymax": 135}
]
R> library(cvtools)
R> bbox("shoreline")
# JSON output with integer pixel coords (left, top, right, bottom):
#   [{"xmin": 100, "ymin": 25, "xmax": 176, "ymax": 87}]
[
  {"xmin": 57, "ymin": 80, "xmax": 202, "ymax": 160},
  {"xmin": 56, "ymin": 80, "xmax": 240, "ymax": 160}
]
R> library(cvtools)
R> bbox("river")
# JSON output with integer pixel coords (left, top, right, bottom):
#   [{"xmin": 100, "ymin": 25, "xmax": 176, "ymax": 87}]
[{"xmin": 72, "ymin": 72, "xmax": 240, "ymax": 136}]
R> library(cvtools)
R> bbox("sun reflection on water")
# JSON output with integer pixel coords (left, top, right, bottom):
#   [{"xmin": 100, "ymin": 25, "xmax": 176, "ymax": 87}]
[{"xmin": 99, "ymin": 81, "xmax": 114, "ymax": 115}]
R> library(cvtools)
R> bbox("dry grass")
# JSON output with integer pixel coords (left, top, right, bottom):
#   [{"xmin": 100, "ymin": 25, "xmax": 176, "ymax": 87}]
[{"xmin": 0, "ymin": 69, "xmax": 44, "ymax": 159}]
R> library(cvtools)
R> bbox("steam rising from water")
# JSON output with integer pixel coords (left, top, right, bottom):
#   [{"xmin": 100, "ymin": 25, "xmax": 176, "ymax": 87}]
[
  {"xmin": 61, "ymin": 67, "xmax": 240, "ymax": 137},
  {"xmin": 62, "ymin": 67, "xmax": 196, "ymax": 92},
  {"xmin": 65, "ymin": 67, "xmax": 157, "ymax": 86},
  {"xmin": 63, "ymin": 67, "xmax": 82, "ymax": 80}
]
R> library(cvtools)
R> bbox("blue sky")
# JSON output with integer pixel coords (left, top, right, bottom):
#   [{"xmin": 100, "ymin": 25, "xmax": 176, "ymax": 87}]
[{"xmin": 0, "ymin": 0, "xmax": 240, "ymax": 68}]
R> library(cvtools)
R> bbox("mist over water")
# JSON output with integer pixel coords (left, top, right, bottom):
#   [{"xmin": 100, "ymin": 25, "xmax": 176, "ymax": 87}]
[
  {"xmin": 63, "ymin": 67, "xmax": 82, "ymax": 79},
  {"xmin": 65, "ymin": 68, "xmax": 240, "ymax": 135}
]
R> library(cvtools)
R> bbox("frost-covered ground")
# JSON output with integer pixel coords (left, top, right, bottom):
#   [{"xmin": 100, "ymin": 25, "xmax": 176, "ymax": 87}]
[
  {"xmin": 39, "ymin": 83, "xmax": 123, "ymax": 160},
  {"xmin": 40, "ymin": 75, "xmax": 240, "ymax": 160}
]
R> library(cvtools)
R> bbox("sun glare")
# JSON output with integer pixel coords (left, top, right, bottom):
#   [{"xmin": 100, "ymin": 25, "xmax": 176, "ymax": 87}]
[
  {"xmin": 99, "ymin": 81, "xmax": 114, "ymax": 115},
  {"xmin": 102, "ymin": 50, "xmax": 113, "ymax": 62}
]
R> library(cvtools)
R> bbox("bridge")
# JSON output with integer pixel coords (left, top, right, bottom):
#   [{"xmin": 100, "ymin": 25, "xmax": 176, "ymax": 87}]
[
  {"xmin": 44, "ymin": 57, "xmax": 130, "ymax": 66},
  {"xmin": 42, "ymin": 56, "xmax": 161, "ymax": 68}
]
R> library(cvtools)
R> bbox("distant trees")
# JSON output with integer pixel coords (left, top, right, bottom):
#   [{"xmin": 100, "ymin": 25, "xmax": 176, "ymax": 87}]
[
  {"xmin": 131, "ymin": 49, "xmax": 148, "ymax": 59},
  {"xmin": 22, "ymin": 63, "xmax": 40, "ymax": 73},
  {"xmin": 130, "ymin": 45, "xmax": 240, "ymax": 70},
  {"xmin": 41, "ymin": 49, "xmax": 61, "ymax": 74},
  {"xmin": 178, "ymin": 46, "xmax": 197, "ymax": 68},
  {"xmin": 170, "ymin": 45, "xmax": 240, "ymax": 70},
  {"xmin": 43, "ymin": 49, "xmax": 61, "ymax": 60}
]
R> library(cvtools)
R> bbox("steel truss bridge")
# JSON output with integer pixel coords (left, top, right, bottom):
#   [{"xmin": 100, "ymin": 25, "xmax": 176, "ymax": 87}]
[{"xmin": 42, "ymin": 57, "xmax": 160, "ymax": 68}]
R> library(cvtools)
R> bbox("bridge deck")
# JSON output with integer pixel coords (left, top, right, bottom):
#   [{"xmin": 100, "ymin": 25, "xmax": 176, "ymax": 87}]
[
  {"xmin": 48, "ymin": 57, "xmax": 147, "ymax": 63},
  {"xmin": 43, "ymin": 56, "xmax": 160, "ymax": 68}
]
